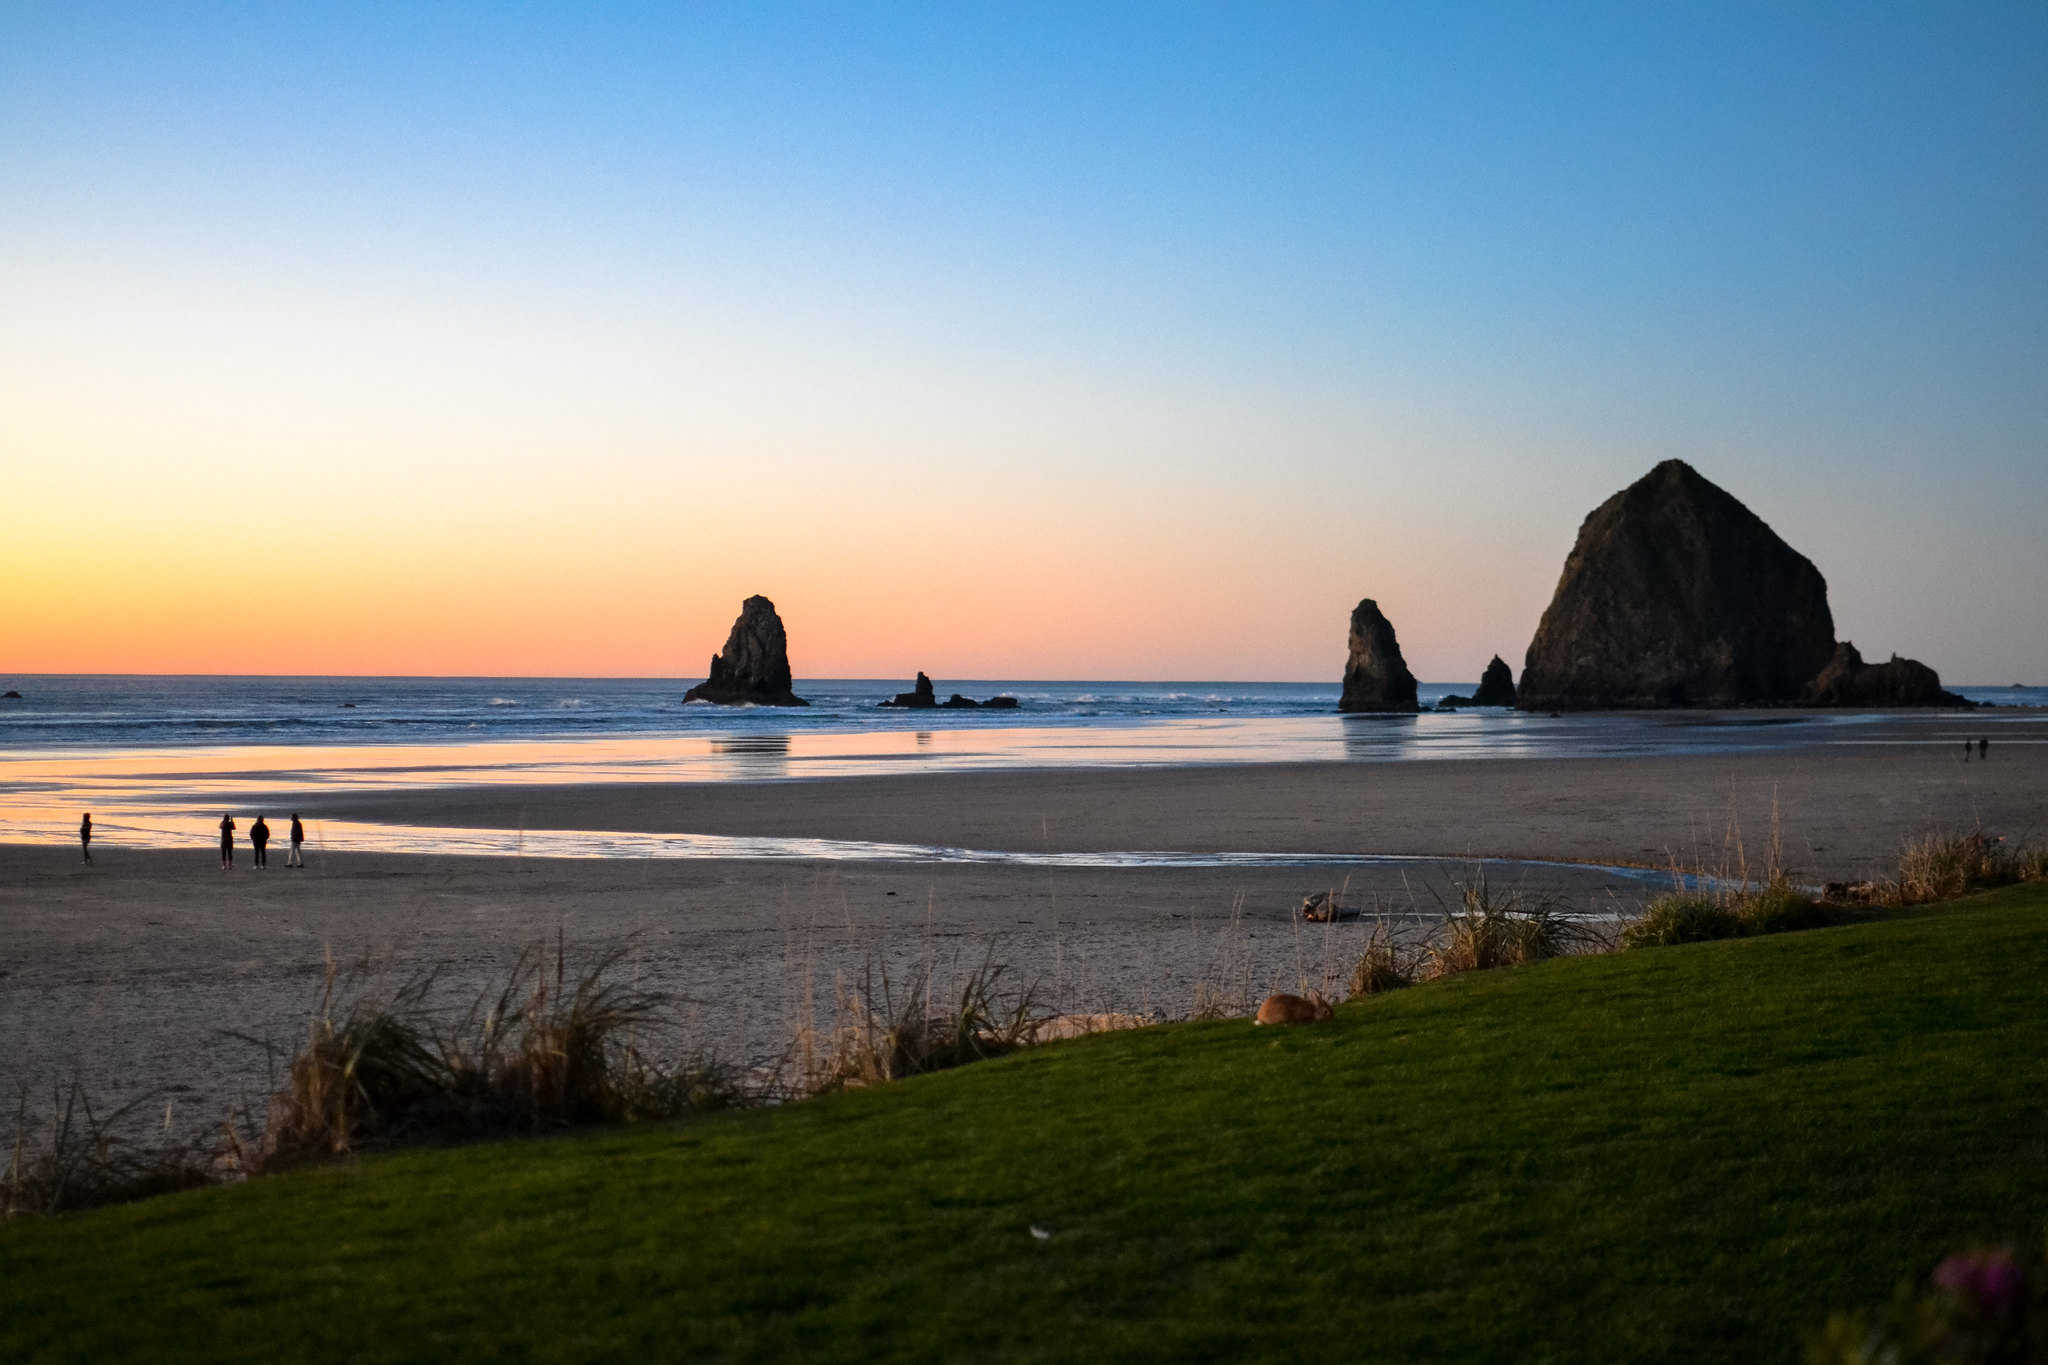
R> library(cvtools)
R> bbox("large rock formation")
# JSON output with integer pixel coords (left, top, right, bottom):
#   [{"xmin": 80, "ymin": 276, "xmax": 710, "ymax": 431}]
[
  {"xmin": 1338, "ymin": 599, "xmax": 1419, "ymax": 713},
  {"xmin": 683, "ymin": 596, "xmax": 808, "ymax": 706},
  {"xmin": 1801, "ymin": 642, "xmax": 1969, "ymax": 708},
  {"xmin": 1472, "ymin": 655, "xmax": 1517, "ymax": 707},
  {"xmin": 1518, "ymin": 461, "xmax": 1838, "ymax": 709}
]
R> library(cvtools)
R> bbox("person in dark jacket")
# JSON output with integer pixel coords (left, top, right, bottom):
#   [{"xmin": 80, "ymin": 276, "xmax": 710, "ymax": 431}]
[
  {"xmin": 80, "ymin": 812, "xmax": 92, "ymax": 865},
  {"xmin": 219, "ymin": 814, "xmax": 236, "ymax": 870},
  {"xmin": 286, "ymin": 813, "xmax": 305, "ymax": 868},
  {"xmin": 251, "ymin": 815, "xmax": 271, "ymax": 868}
]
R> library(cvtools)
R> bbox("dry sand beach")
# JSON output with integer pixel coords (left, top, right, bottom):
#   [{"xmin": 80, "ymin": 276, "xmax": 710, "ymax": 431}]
[{"xmin": 5, "ymin": 723, "xmax": 2045, "ymax": 1127}]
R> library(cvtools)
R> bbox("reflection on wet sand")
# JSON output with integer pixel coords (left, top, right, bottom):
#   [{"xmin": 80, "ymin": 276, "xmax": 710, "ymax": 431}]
[{"xmin": 0, "ymin": 709, "xmax": 2026, "ymax": 852}]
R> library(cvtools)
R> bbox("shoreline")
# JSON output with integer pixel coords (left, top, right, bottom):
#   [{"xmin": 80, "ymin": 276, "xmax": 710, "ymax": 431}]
[{"xmin": 7, "ymin": 738, "xmax": 2045, "ymax": 1125}]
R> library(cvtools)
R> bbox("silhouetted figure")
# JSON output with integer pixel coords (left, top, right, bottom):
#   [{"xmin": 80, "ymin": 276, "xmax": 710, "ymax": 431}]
[
  {"xmin": 219, "ymin": 814, "xmax": 236, "ymax": 870},
  {"xmin": 251, "ymin": 816, "xmax": 271, "ymax": 868},
  {"xmin": 79, "ymin": 812, "xmax": 92, "ymax": 865},
  {"xmin": 286, "ymin": 814, "xmax": 305, "ymax": 868},
  {"xmin": 1980, "ymin": 737, "xmax": 1989, "ymax": 760},
  {"xmin": 1963, "ymin": 740, "xmax": 1972, "ymax": 762}
]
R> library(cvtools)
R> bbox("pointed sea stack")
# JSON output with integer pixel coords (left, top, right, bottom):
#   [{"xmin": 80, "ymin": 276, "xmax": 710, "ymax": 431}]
[
  {"xmin": 683, "ymin": 596, "xmax": 809, "ymax": 706},
  {"xmin": 1338, "ymin": 599, "xmax": 1420, "ymax": 713},
  {"xmin": 1471, "ymin": 655, "xmax": 1517, "ymax": 707},
  {"xmin": 1518, "ymin": 461, "xmax": 1838, "ymax": 709}
]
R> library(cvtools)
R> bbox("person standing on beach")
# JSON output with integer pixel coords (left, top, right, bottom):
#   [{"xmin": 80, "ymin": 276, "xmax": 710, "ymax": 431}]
[
  {"xmin": 1964, "ymin": 739, "xmax": 1972, "ymax": 762},
  {"xmin": 251, "ymin": 815, "xmax": 271, "ymax": 868},
  {"xmin": 1980, "ymin": 737, "xmax": 1989, "ymax": 760},
  {"xmin": 286, "ymin": 813, "xmax": 305, "ymax": 868},
  {"xmin": 79, "ymin": 812, "xmax": 92, "ymax": 864},
  {"xmin": 219, "ymin": 813, "xmax": 236, "ymax": 870}
]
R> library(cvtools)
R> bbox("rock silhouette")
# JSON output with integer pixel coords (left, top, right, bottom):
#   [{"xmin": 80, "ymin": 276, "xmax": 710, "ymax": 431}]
[
  {"xmin": 1338, "ymin": 599, "xmax": 1420, "ymax": 713},
  {"xmin": 878, "ymin": 674, "xmax": 1017, "ymax": 710},
  {"xmin": 1443, "ymin": 655, "xmax": 1518, "ymax": 709},
  {"xmin": 1802, "ymin": 642, "xmax": 1969, "ymax": 708},
  {"xmin": 1518, "ymin": 461, "xmax": 1838, "ymax": 709},
  {"xmin": 683, "ymin": 596, "xmax": 808, "ymax": 707},
  {"xmin": 880, "ymin": 673, "xmax": 939, "ymax": 709},
  {"xmin": 1471, "ymin": 656, "xmax": 1517, "ymax": 707}
]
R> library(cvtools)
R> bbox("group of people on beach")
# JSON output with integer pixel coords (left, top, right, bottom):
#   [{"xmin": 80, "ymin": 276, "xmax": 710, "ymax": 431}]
[
  {"xmin": 76, "ymin": 811, "xmax": 307, "ymax": 867},
  {"xmin": 216, "ymin": 813, "xmax": 305, "ymax": 869},
  {"xmin": 1964, "ymin": 738, "xmax": 1992, "ymax": 762}
]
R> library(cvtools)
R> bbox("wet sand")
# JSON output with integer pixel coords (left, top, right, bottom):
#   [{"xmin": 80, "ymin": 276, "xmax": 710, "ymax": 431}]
[{"xmin": 295, "ymin": 740, "xmax": 2048, "ymax": 881}]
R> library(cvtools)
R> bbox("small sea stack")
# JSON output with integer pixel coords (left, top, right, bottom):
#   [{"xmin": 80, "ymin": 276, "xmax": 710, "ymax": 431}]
[
  {"xmin": 1472, "ymin": 656, "xmax": 1516, "ymax": 707},
  {"xmin": 879, "ymin": 673, "xmax": 939, "ymax": 709},
  {"xmin": 879, "ymin": 673, "xmax": 1017, "ymax": 710},
  {"xmin": 1338, "ymin": 599, "xmax": 1420, "ymax": 713},
  {"xmin": 1442, "ymin": 655, "xmax": 1517, "ymax": 709},
  {"xmin": 684, "ymin": 596, "xmax": 809, "ymax": 707}
]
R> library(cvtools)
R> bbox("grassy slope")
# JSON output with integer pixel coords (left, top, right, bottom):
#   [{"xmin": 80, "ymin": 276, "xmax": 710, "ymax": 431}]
[{"xmin": 7, "ymin": 884, "xmax": 2047, "ymax": 1364}]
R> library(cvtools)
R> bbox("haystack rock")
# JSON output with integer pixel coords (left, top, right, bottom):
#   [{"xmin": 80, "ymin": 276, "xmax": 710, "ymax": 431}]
[
  {"xmin": 1471, "ymin": 655, "xmax": 1517, "ymax": 707},
  {"xmin": 1802, "ymin": 642, "xmax": 1969, "ymax": 708},
  {"xmin": 1517, "ymin": 461, "xmax": 1838, "ymax": 710},
  {"xmin": 683, "ymin": 596, "xmax": 808, "ymax": 706},
  {"xmin": 1338, "ymin": 599, "xmax": 1420, "ymax": 713}
]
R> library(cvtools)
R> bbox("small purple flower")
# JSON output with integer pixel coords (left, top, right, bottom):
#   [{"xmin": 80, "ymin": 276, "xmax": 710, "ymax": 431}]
[{"xmin": 1932, "ymin": 1250, "xmax": 2028, "ymax": 1317}]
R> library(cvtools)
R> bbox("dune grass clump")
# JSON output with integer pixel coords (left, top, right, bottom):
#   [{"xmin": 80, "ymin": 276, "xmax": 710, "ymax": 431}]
[
  {"xmin": 1891, "ymin": 829, "xmax": 2046, "ymax": 906},
  {"xmin": 1624, "ymin": 880, "xmax": 1827, "ymax": 949},
  {"xmin": 3, "ymin": 1084, "xmax": 218, "ymax": 1218},
  {"xmin": 261, "ymin": 940, "xmax": 742, "ymax": 1167},
  {"xmin": 1738, "ymin": 880, "xmax": 1828, "ymax": 934},
  {"xmin": 794, "ymin": 953, "xmax": 1046, "ymax": 1093},
  {"xmin": 1623, "ymin": 894, "xmax": 1743, "ymax": 948},
  {"xmin": 1349, "ymin": 943, "xmax": 1415, "ymax": 996},
  {"xmin": 1424, "ymin": 878, "xmax": 1596, "ymax": 980}
]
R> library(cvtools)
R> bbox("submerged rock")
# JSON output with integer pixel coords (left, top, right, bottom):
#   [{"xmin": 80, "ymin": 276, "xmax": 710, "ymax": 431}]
[
  {"xmin": 1802, "ymin": 642, "xmax": 1970, "ymax": 708},
  {"xmin": 879, "ymin": 674, "xmax": 1005, "ymax": 709},
  {"xmin": 1518, "ymin": 461, "xmax": 1837, "ymax": 709},
  {"xmin": 879, "ymin": 673, "xmax": 939, "ymax": 709},
  {"xmin": 981, "ymin": 695, "xmax": 1020, "ymax": 710},
  {"xmin": 1472, "ymin": 656, "xmax": 1517, "ymax": 707},
  {"xmin": 684, "ymin": 596, "xmax": 809, "ymax": 707},
  {"xmin": 1338, "ymin": 599, "xmax": 1420, "ymax": 713}
]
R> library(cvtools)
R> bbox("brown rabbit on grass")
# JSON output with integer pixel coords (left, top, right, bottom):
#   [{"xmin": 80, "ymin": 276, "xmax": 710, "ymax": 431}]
[{"xmin": 1254, "ymin": 990, "xmax": 1334, "ymax": 1025}]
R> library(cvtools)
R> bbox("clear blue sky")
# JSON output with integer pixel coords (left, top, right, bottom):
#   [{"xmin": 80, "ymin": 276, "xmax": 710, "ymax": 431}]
[{"xmin": 2, "ymin": 3, "xmax": 2043, "ymax": 681}]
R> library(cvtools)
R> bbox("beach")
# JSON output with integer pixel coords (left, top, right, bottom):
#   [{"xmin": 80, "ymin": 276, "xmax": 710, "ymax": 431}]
[{"xmin": 6, "ymin": 726, "xmax": 2046, "ymax": 1124}]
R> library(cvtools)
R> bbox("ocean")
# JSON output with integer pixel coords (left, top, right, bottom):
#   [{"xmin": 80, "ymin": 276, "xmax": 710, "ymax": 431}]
[
  {"xmin": 0, "ymin": 675, "xmax": 2036, "ymax": 854},
  {"xmin": 1, "ymin": 674, "xmax": 2038, "ymax": 750}
]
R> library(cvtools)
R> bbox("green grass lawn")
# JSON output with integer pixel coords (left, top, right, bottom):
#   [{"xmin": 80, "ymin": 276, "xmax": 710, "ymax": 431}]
[{"xmin": 7, "ymin": 884, "xmax": 2047, "ymax": 1364}]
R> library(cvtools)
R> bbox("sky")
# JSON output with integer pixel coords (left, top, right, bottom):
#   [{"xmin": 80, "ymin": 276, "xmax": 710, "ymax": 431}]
[{"xmin": 1, "ymin": 3, "xmax": 2043, "ymax": 683}]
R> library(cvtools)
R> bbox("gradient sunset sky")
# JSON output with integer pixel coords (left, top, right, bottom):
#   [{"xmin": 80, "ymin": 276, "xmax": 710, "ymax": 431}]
[{"xmin": 2, "ymin": 4, "xmax": 2043, "ymax": 683}]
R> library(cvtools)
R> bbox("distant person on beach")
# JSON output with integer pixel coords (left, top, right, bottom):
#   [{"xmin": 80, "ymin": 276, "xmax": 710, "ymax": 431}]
[
  {"xmin": 219, "ymin": 814, "xmax": 236, "ymax": 870},
  {"xmin": 79, "ymin": 812, "xmax": 92, "ymax": 864},
  {"xmin": 1964, "ymin": 740, "xmax": 1972, "ymax": 762},
  {"xmin": 286, "ymin": 813, "xmax": 305, "ymax": 868},
  {"xmin": 251, "ymin": 815, "xmax": 271, "ymax": 868},
  {"xmin": 1980, "ymin": 737, "xmax": 1989, "ymax": 760}
]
